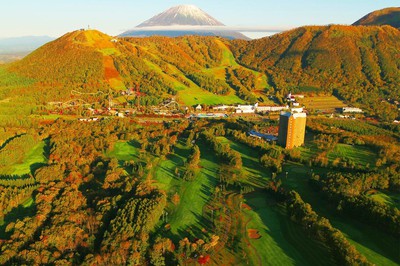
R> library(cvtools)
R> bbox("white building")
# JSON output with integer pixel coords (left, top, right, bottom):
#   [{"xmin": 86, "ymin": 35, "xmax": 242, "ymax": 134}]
[
  {"xmin": 212, "ymin": 105, "xmax": 234, "ymax": 111},
  {"xmin": 255, "ymin": 105, "xmax": 288, "ymax": 113},
  {"xmin": 342, "ymin": 107, "xmax": 363, "ymax": 113},
  {"xmin": 236, "ymin": 104, "xmax": 255, "ymax": 114},
  {"xmin": 291, "ymin": 107, "xmax": 304, "ymax": 113}
]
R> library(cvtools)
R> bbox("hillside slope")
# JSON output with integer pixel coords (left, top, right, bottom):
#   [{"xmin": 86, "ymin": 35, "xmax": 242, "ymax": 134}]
[
  {"xmin": 5, "ymin": 26, "xmax": 400, "ymax": 119},
  {"xmin": 353, "ymin": 7, "xmax": 400, "ymax": 28},
  {"xmin": 231, "ymin": 25, "xmax": 400, "ymax": 119},
  {"xmin": 8, "ymin": 30, "xmax": 267, "ymax": 106}
]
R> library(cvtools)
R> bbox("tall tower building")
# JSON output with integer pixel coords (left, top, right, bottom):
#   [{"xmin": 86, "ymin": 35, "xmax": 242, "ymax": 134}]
[{"xmin": 278, "ymin": 111, "xmax": 306, "ymax": 149}]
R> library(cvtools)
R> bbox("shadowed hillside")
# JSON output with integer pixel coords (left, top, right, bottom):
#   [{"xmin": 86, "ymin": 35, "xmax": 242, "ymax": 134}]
[{"xmin": 353, "ymin": 7, "xmax": 400, "ymax": 28}]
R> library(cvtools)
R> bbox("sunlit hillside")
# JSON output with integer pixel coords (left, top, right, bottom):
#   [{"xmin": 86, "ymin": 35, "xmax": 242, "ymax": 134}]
[{"xmin": 4, "ymin": 25, "xmax": 400, "ymax": 119}]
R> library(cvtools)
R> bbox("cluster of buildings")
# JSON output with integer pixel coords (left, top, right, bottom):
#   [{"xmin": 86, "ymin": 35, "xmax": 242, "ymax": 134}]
[
  {"xmin": 286, "ymin": 92, "xmax": 304, "ymax": 107},
  {"xmin": 207, "ymin": 103, "xmax": 289, "ymax": 114}
]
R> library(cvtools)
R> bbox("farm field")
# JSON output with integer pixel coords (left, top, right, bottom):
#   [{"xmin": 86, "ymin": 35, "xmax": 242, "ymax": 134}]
[{"xmin": 297, "ymin": 95, "xmax": 346, "ymax": 111}]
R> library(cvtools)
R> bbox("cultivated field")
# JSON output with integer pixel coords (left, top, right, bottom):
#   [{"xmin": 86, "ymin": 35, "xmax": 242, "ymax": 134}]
[{"xmin": 297, "ymin": 95, "xmax": 346, "ymax": 112}]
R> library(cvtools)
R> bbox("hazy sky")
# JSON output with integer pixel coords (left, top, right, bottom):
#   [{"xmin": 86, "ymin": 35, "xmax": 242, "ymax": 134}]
[{"xmin": 1, "ymin": 0, "xmax": 398, "ymax": 38}]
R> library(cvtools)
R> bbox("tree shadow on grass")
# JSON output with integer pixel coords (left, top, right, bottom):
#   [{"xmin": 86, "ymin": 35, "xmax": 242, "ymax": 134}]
[
  {"xmin": 0, "ymin": 198, "xmax": 36, "ymax": 239},
  {"xmin": 30, "ymin": 162, "xmax": 47, "ymax": 175}
]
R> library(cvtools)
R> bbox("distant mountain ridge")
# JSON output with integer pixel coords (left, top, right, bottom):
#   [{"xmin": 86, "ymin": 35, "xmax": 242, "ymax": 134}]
[
  {"xmin": 120, "ymin": 5, "xmax": 250, "ymax": 40},
  {"xmin": 353, "ymin": 7, "xmax": 400, "ymax": 28},
  {"xmin": 0, "ymin": 36, "xmax": 54, "ymax": 53}
]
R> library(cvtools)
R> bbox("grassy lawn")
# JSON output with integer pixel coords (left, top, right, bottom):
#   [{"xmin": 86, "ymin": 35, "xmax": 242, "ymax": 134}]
[
  {"xmin": 215, "ymin": 137, "xmax": 334, "ymax": 265},
  {"xmin": 295, "ymin": 142, "xmax": 319, "ymax": 161},
  {"xmin": 328, "ymin": 144, "xmax": 377, "ymax": 167},
  {"xmin": 216, "ymin": 136, "xmax": 270, "ymax": 188},
  {"xmin": 6, "ymin": 141, "xmax": 47, "ymax": 175},
  {"xmin": 281, "ymin": 162, "xmax": 400, "ymax": 266},
  {"xmin": 106, "ymin": 141, "xmax": 139, "ymax": 162},
  {"xmin": 243, "ymin": 191, "xmax": 334, "ymax": 266},
  {"xmin": 367, "ymin": 190, "xmax": 400, "ymax": 209},
  {"xmin": 30, "ymin": 114, "xmax": 78, "ymax": 120},
  {"xmin": 178, "ymin": 86, "xmax": 243, "ymax": 106},
  {"xmin": 0, "ymin": 196, "xmax": 35, "ymax": 238},
  {"xmin": 166, "ymin": 141, "xmax": 218, "ymax": 236},
  {"xmin": 153, "ymin": 143, "xmax": 190, "ymax": 192},
  {"xmin": 297, "ymin": 141, "xmax": 377, "ymax": 168},
  {"xmin": 216, "ymin": 40, "xmax": 238, "ymax": 67}
]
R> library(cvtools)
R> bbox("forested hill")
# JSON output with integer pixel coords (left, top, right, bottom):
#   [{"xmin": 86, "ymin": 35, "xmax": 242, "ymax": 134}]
[
  {"xmin": 9, "ymin": 30, "xmax": 113, "ymax": 88},
  {"xmin": 231, "ymin": 25, "xmax": 400, "ymax": 119},
  {"xmin": 8, "ymin": 29, "xmax": 270, "ymax": 105},
  {"xmin": 353, "ymin": 7, "xmax": 400, "ymax": 28},
  {"xmin": 6, "ymin": 26, "xmax": 400, "ymax": 118}
]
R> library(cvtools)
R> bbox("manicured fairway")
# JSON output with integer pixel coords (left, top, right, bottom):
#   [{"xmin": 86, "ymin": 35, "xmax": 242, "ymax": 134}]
[
  {"xmin": 328, "ymin": 143, "xmax": 377, "ymax": 167},
  {"xmin": 297, "ymin": 141, "xmax": 378, "ymax": 168},
  {"xmin": 296, "ymin": 142, "xmax": 319, "ymax": 161},
  {"xmin": 217, "ymin": 137, "xmax": 335, "ymax": 265},
  {"xmin": 368, "ymin": 190, "xmax": 400, "ymax": 209},
  {"xmin": 8, "ymin": 141, "xmax": 47, "ymax": 175},
  {"xmin": 106, "ymin": 141, "xmax": 139, "ymax": 162},
  {"xmin": 281, "ymin": 162, "xmax": 400, "ymax": 266},
  {"xmin": 243, "ymin": 192, "xmax": 334, "ymax": 266},
  {"xmin": 153, "ymin": 143, "xmax": 190, "ymax": 192},
  {"xmin": 216, "ymin": 136, "xmax": 270, "ymax": 187},
  {"xmin": 166, "ymin": 141, "xmax": 218, "ymax": 236}
]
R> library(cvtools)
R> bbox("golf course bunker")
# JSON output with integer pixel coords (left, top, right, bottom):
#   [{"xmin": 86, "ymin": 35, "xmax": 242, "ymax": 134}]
[{"xmin": 248, "ymin": 229, "xmax": 261, "ymax": 239}]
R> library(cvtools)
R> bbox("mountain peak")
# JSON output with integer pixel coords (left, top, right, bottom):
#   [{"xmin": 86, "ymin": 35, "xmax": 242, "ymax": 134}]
[{"xmin": 137, "ymin": 5, "xmax": 224, "ymax": 27}]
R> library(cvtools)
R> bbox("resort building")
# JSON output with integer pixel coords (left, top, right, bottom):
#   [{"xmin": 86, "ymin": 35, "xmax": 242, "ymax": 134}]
[{"xmin": 278, "ymin": 111, "xmax": 307, "ymax": 149}]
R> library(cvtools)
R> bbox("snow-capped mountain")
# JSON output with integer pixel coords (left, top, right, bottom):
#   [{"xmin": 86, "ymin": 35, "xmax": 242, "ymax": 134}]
[
  {"xmin": 120, "ymin": 5, "xmax": 250, "ymax": 40},
  {"xmin": 137, "ymin": 5, "xmax": 224, "ymax": 27}
]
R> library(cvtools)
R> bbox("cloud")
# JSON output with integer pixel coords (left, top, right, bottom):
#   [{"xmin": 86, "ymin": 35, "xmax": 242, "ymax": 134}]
[{"xmin": 125, "ymin": 25, "xmax": 292, "ymax": 32}]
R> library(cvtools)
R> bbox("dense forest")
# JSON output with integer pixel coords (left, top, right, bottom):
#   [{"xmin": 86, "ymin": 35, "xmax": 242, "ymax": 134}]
[{"xmin": 0, "ymin": 116, "xmax": 398, "ymax": 265}]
